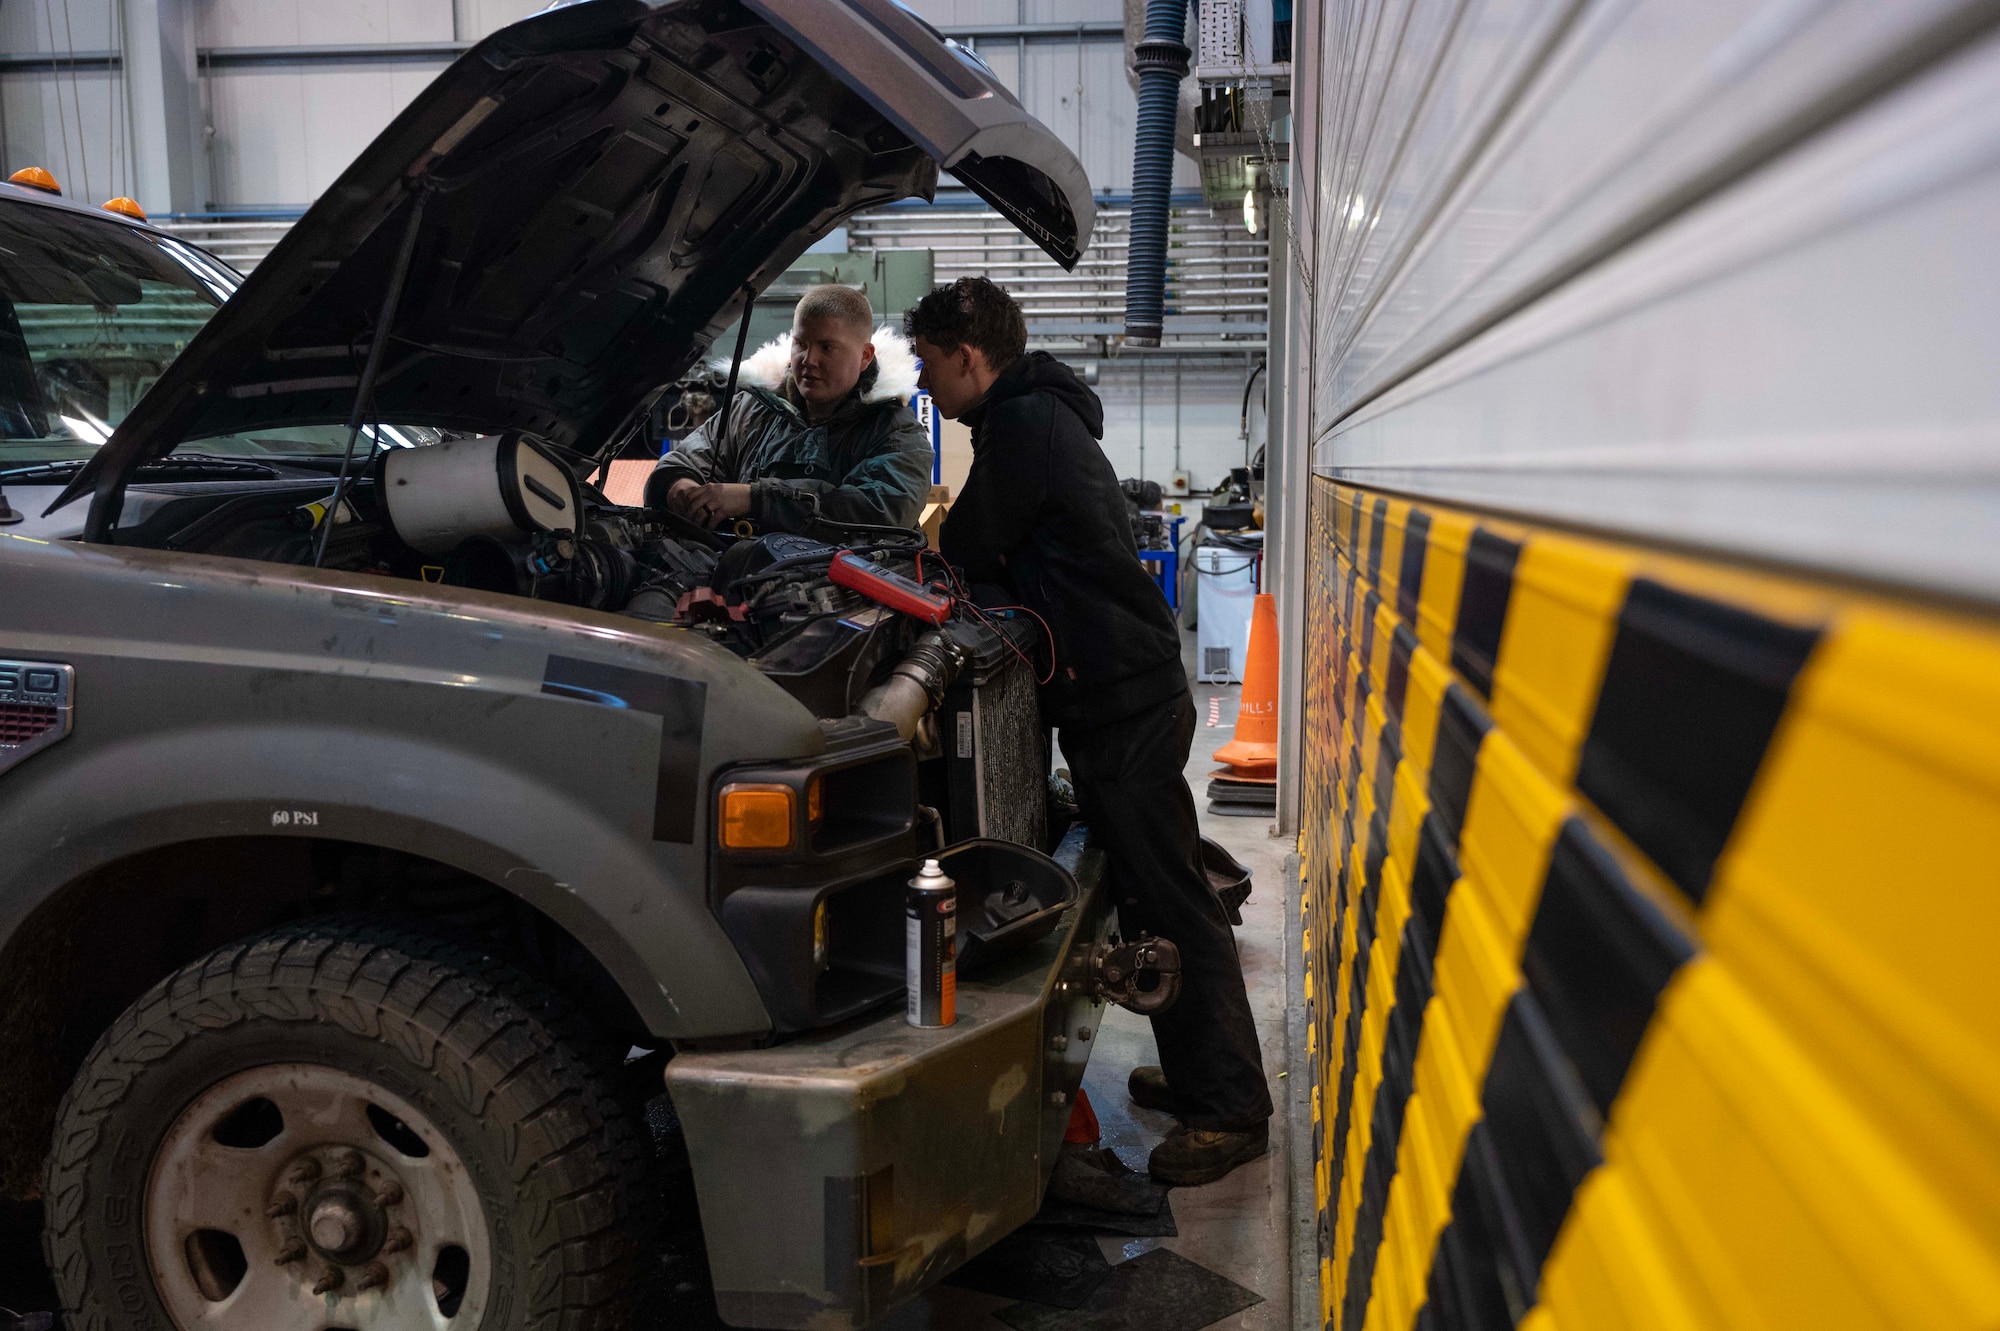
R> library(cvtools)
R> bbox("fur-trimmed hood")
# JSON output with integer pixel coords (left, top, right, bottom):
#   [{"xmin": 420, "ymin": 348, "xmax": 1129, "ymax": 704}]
[{"xmin": 714, "ymin": 324, "xmax": 921, "ymax": 404}]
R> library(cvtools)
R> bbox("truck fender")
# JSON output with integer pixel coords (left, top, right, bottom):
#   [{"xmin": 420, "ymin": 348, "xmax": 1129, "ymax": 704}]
[{"xmin": 0, "ymin": 722, "xmax": 770, "ymax": 1039}]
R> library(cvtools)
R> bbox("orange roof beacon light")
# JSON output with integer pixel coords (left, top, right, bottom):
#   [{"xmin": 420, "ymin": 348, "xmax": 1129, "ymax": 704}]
[
  {"xmin": 9, "ymin": 167, "xmax": 61, "ymax": 195},
  {"xmin": 101, "ymin": 196, "xmax": 146, "ymax": 221}
]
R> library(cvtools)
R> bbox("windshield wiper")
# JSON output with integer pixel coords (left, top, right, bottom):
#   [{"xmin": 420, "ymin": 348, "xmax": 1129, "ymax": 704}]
[
  {"xmin": 1, "ymin": 456, "xmax": 284, "ymax": 484},
  {"xmin": 0, "ymin": 460, "xmax": 83, "ymax": 483}
]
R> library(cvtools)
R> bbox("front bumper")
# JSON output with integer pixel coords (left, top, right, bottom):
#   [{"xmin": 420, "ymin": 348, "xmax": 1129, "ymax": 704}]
[{"xmin": 666, "ymin": 826, "xmax": 1111, "ymax": 1329}]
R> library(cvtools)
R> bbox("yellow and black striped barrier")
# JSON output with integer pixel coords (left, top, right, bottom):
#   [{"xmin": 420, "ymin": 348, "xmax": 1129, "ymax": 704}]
[{"xmin": 1300, "ymin": 477, "xmax": 2000, "ymax": 1330}]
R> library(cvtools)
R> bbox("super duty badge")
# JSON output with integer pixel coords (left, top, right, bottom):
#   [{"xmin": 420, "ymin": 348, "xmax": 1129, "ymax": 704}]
[{"xmin": 0, "ymin": 659, "xmax": 75, "ymax": 775}]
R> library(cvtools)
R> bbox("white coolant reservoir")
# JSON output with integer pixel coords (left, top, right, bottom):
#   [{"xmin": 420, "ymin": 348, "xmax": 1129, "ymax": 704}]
[{"xmin": 381, "ymin": 432, "xmax": 580, "ymax": 554}]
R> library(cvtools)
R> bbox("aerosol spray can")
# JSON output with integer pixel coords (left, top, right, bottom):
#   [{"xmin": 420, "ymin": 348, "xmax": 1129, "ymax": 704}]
[{"xmin": 906, "ymin": 858, "xmax": 956, "ymax": 1027}]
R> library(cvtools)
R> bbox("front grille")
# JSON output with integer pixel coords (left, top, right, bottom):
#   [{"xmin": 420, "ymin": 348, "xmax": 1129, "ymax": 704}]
[{"xmin": 0, "ymin": 703, "xmax": 58, "ymax": 747}]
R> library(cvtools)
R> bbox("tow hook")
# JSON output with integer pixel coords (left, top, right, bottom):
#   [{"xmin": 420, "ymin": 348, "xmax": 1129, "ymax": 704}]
[{"xmin": 1089, "ymin": 936, "xmax": 1182, "ymax": 1015}]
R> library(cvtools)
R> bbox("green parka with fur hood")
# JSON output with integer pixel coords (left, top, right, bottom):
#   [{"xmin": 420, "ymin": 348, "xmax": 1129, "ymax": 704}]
[{"xmin": 644, "ymin": 326, "xmax": 932, "ymax": 533}]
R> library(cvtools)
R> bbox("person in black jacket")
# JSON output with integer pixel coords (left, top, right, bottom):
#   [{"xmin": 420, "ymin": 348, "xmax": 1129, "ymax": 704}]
[{"xmin": 907, "ymin": 277, "xmax": 1271, "ymax": 1185}]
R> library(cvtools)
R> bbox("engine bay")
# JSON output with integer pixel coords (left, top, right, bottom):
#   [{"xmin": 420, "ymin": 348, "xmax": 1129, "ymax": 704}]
[{"xmin": 104, "ymin": 431, "xmax": 1039, "ymax": 734}]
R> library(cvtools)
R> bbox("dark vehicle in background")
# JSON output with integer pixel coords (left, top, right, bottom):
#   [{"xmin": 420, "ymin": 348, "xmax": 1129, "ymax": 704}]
[{"xmin": 0, "ymin": 3, "xmax": 1151, "ymax": 1328}]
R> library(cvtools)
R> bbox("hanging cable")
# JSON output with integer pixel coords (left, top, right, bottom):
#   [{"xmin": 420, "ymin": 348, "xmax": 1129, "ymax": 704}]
[
  {"xmin": 1239, "ymin": 358, "xmax": 1266, "ymax": 471},
  {"xmin": 118, "ymin": 0, "xmax": 139, "ymax": 201},
  {"xmin": 41, "ymin": 2, "xmax": 72, "ymax": 191},
  {"xmin": 59, "ymin": 0, "xmax": 88, "ymax": 199}
]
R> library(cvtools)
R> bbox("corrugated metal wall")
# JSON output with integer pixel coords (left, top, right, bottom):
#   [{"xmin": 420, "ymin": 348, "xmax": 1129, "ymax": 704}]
[
  {"xmin": 1298, "ymin": 0, "xmax": 2000, "ymax": 602},
  {"xmin": 1289, "ymin": 3, "xmax": 2000, "ymax": 1328}
]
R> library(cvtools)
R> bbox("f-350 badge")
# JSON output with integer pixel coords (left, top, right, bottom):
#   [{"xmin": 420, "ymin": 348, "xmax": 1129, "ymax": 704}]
[{"xmin": 0, "ymin": 659, "xmax": 75, "ymax": 775}]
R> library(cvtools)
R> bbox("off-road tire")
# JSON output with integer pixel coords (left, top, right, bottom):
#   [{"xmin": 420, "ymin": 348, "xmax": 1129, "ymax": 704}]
[{"xmin": 41, "ymin": 916, "xmax": 645, "ymax": 1329}]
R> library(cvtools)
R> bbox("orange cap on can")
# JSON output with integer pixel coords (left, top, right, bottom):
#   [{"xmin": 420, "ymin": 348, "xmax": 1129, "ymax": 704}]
[
  {"xmin": 9, "ymin": 166, "xmax": 61, "ymax": 195},
  {"xmin": 100, "ymin": 196, "xmax": 146, "ymax": 221}
]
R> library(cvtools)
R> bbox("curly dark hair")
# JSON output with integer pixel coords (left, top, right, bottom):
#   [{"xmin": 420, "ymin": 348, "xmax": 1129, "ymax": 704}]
[{"xmin": 902, "ymin": 276, "xmax": 1027, "ymax": 368}]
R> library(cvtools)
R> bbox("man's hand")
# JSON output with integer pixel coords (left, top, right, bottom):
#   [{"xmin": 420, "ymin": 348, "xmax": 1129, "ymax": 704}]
[{"xmin": 665, "ymin": 479, "xmax": 753, "ymax": 527}]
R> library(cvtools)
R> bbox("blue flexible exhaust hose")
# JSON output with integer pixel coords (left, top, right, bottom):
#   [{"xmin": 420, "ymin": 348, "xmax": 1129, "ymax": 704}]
[{"xmin": 1124, "ymin": 0, "xmax": 1192, "ymax": 347}]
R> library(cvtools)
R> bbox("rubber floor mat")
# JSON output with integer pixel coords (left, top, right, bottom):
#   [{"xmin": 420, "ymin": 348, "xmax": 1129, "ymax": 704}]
[
  {"xmin": 1031, "ymin": 1189, "xmax": 1178, "ymax": 1237},
  {"xmin": 944, "ymin": 1230, "xmax": 1113, "ymax": 1308},
  {"xmin": 994, "ymin": 1248, "xmax": 1264, "ymax": 1331}
]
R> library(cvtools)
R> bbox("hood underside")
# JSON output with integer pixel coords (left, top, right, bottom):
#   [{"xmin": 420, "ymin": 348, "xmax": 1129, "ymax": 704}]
[{"xmin": 58, "ymin": 0, "xmax": 1092, "ymax": 528}]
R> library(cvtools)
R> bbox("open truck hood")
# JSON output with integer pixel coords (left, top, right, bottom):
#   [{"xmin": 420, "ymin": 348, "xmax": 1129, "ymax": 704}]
[{"xmin": 57, "ymin": 0, "xmax": 1093, "ymax": 531}]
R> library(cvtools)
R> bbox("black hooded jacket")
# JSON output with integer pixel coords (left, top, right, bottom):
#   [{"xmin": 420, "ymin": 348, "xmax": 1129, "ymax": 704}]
[{"xmin": 941, "ymin": 353, "xmax": 1186, "ymax": 729}]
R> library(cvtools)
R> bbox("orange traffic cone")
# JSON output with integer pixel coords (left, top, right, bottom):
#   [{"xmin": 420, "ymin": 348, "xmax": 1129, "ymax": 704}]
[
  {"xmin": 1212, "ymin": 592, "xmax": 1279, "ymax": 780},
  {"xmin": 1064, "ymin": 1087, "xmax": 1101, "ymax": 1145}
]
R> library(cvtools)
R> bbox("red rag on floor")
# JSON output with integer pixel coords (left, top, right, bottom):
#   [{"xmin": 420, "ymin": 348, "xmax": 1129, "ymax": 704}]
[{"xmin": 1063, "ymin": 1086, "xmax": 1101, "ymax": 1145}]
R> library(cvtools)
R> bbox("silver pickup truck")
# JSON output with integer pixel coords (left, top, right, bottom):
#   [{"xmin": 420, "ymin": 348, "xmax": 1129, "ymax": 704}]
[{"xmin": 0, "ymin": 4, "xmax": 1163, "ymax": 1327}]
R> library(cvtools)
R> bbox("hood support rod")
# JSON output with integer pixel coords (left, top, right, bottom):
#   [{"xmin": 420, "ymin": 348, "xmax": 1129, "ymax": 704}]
[
  {"xmin": 314, "ymin": 188, "xmax": 430, "ymax": 568},
  {"xmin": 709, "ymin": 284, "xmax": 756, "ymax": 451}
]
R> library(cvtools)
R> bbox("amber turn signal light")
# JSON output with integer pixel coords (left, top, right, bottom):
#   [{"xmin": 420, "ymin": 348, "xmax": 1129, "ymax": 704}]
[{"xmin": 719, "ymin": 783, "xmax": 795, "ymax": 850}]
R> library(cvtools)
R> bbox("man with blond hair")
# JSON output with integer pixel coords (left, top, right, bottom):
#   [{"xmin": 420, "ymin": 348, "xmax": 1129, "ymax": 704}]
[{"xmin": 646, "ymin": 285, "xmax": 931, "ymax": 534}]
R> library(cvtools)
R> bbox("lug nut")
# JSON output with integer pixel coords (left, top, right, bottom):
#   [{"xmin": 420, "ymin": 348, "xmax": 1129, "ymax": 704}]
[
  {"xmin": 274, "ymin": 1240, "xmax": 307, "ymax": 1265},
  {"xmin": 286, "ymin": 1158, "xmax": 322, "ymax": 1186},
  {"xmin": 1050, "ymin": 1091, "xmax": 1066, "ymax": 1106},
  {"xmin": 382, "ymin": 1226, "xmax": 414, "ymax": 1254},
  {"xmin": 355, "ymin": 1262, "xmax": 390, "ymax": 1292},
  {"xmin": 329, "ymin": 1148, "xmax": 365, "ymax": 1179},
  {"xmin": 264, "ymin": 1194, "xmax": 298, "ymax": 1219},
  {"xmin": 312, "ymin": 1266, "xmax": 345, "ymax": 1295},
  {"xmin": 373, "ymin": 1180, "xmax": 404, "ymax": 1207}
]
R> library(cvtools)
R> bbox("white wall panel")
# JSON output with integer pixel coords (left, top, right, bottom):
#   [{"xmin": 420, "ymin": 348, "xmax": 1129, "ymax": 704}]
[
  {"xmin": 0, "ymin": 67, "xmax": 137, "ymax": 203},
  {"xmin": 1018, "ymin": 0, "xmax": 1122, "ymax": 22},
  {"xmin": 197, "ymin": 0, "xmax": 452, "ymax": 48},
  {"xmin": 0, "ymin": 0, "xmax": 133, "ymax": 202},
  {"xmin": 204, "ymin": 62, "xmax": 446, "ymax": 207},
  {"xmin": 1012, "ymin": 37, "xmax": 1148, "ymax": 193},
  {"xmin": 1099, "ymin": 361, "xmax": 1265, "ymax": 493},
  {"xmin": 0, "ymin": 0, "xmax": 118, "ymax": 54},
  {"xmin": 455, "ymin": 0, "xmax": 545, "ymax": 42},
  {"xmin": 1314, "ymin": 25, "xmax": 2000, "ymax": 600}
]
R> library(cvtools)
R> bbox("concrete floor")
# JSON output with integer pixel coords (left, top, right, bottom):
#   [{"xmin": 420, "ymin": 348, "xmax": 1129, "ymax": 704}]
[{"xmin": 897, "ymin": 637, "xmax": 1297, "ymax": 1331}]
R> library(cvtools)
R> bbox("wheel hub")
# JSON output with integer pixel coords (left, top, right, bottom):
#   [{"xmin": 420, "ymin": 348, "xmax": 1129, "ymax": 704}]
[
  {"xmin": 302, "ymin": 1182, "xmax": 384, "ymax": 1263},
  {"xmin": 143, "ymin": 1063, "xmax": 491, "ymax": 1329},
  {"xmin": 265, "ymin": 1145, "xmax": 405, "ymax": 1289}
]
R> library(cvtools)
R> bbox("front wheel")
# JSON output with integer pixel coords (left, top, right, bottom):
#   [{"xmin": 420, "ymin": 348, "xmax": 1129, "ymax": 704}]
[{"xmin": 42, "ymin": 919, "xmax": 643, "ymax": 1330}]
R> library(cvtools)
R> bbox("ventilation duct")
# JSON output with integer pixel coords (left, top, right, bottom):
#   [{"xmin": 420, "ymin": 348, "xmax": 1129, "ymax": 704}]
[{"xmin": 1123, "ymin": 0, "xmax": 1192, "ymax": 346}]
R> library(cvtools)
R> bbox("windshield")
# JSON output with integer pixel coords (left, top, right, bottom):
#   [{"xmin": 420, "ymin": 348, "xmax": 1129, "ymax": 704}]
[{"xmin": 0, "ymin": 200, "xmax": 441, "ymax": 464}]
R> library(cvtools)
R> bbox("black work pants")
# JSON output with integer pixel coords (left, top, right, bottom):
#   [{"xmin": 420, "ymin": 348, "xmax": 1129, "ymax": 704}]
[{"xmin": 1061, "ymin": 689, "xmax": 1273, "ymax": 1132}]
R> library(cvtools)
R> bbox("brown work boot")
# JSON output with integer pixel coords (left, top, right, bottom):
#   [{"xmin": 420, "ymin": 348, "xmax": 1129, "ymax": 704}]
[
  {"xmin": 1147, "ymin": 1123, "xmax": 1268, "ymax": 1186},
  {"xmin": 1127, "ymin": 1064, "xmax": 1175, "ymax": 1114}
]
